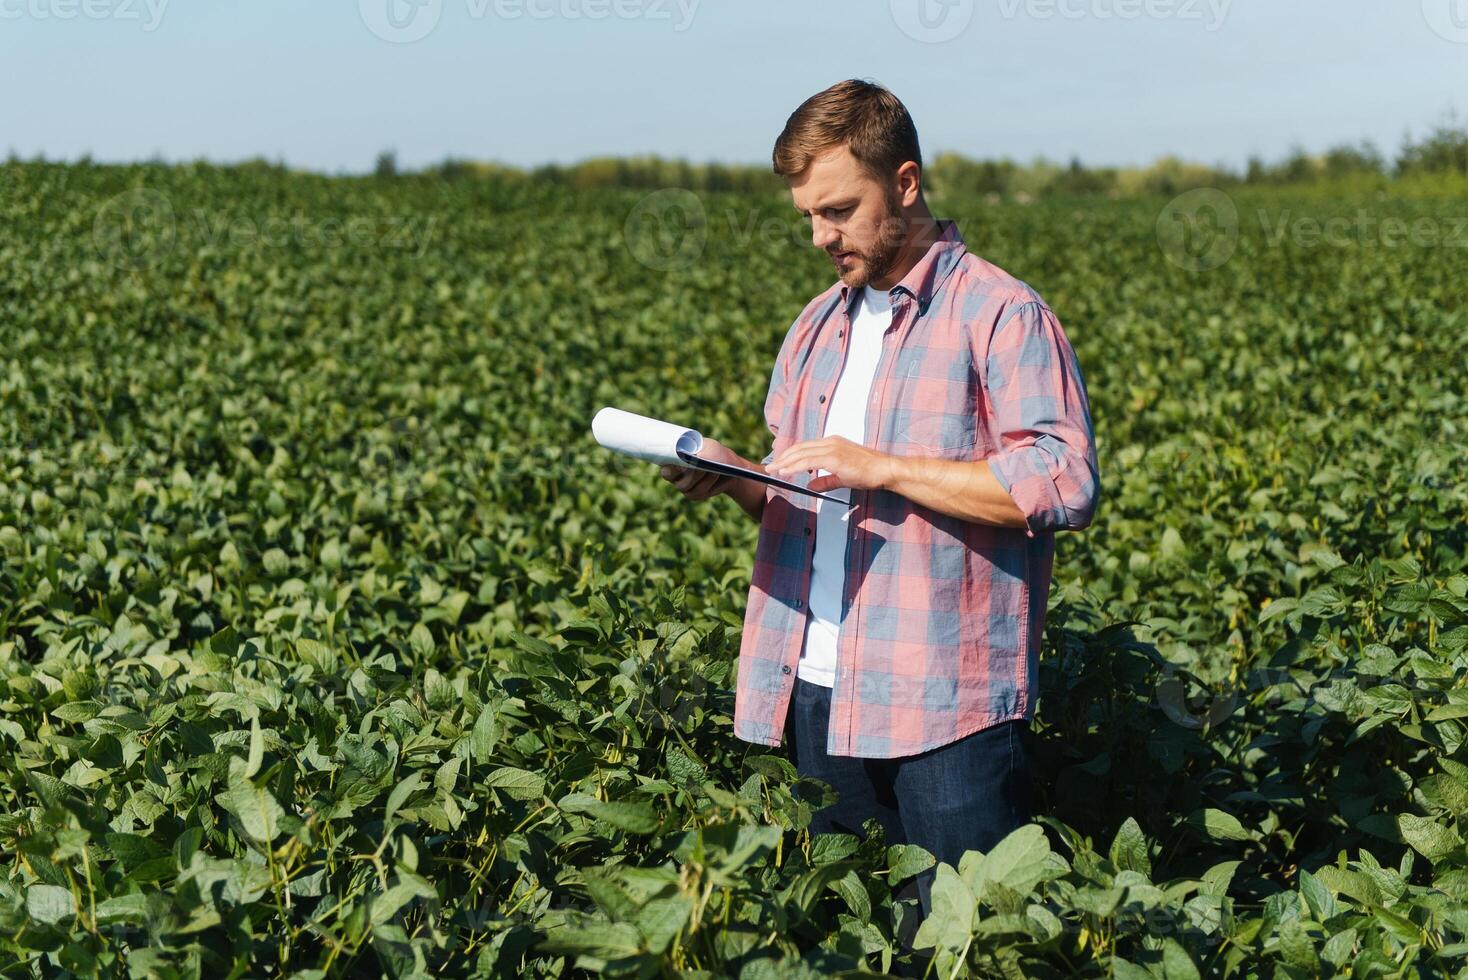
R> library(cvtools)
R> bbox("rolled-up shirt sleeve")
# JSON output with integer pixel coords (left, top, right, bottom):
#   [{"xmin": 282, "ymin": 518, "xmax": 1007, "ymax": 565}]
[
  {"xmin": 760, "ymin": 308, "xmax": 811, "ymax": 466},
  {"xmin": 760, "ymin": 351, "xmax": 788, "ymax": 466},
  {"xmin": 983, "ymin": 301, "xmax": 1100, "ymax": 536},
  {"xmin": 760, "ymin": 336, "xmax": 791, "ymax": 467}
]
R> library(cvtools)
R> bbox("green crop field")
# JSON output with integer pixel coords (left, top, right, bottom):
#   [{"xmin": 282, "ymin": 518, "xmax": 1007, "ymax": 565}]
[{"xmin": 1, "ymin": 160, "xmax": 1466, "ymax": 977}]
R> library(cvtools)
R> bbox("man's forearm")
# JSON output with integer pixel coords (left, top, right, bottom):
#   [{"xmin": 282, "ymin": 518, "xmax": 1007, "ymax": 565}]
[{"xmin": 880, "ymin": 455, "xmax": 1029, "ymax": 529}]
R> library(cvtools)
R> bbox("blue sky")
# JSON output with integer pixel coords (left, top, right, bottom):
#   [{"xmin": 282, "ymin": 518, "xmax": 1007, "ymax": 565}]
[{"xmin": 3, "ymin": 0, "xmax": 1464, "ymax": 174}]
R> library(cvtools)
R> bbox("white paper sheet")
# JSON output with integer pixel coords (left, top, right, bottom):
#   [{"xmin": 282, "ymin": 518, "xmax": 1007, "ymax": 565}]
[
  {"xmin": 590, "ymin": 406, "xmax": 703, "ymax": 467},
  {"xmin": 591, "ymin": 406, "xmax": 854, "ymax": 506}
]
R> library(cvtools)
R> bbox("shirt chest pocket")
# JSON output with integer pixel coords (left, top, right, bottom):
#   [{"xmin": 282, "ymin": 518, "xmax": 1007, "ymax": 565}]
[{"xmin": 885, "ymin": 352, "xmax": 988, "ymax": 461}]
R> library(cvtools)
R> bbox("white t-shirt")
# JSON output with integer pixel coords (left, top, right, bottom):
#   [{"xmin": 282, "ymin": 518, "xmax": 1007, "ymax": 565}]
[{"xmin": 798, "ymin": 285, "xmax": 894, "ymax": 687}]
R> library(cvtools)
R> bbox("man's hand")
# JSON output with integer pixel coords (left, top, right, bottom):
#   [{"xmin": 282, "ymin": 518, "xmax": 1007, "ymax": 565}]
[
  {"xmin": 766, "ymin": 436, "xmax": 896, "ymax": 493},
  {"xmin": 769, "ymin": 435, "xmax": 1030, "ymax": 529},
  {"xmin": 659, "ymin": 437, "xmax": 743, "ymax": 500},
  {"xmin": 660, "ymin": 437, "xmax": 769, "ymax": 524}
]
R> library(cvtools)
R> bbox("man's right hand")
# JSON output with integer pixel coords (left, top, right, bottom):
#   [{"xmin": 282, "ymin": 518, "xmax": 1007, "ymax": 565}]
[
  {"xmin": 659, "ymin": 436, "xmax": 743, "ymax": 501},
  {"xmin": 659, "ymin": 437, "xmax": 767, "ymax": 523}
]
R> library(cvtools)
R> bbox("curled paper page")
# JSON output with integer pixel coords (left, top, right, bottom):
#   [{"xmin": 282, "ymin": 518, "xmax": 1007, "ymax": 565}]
[
  {"xmin": 591, "ymin": 406, "xmax": 854, "ymax": 506},
  {"xmin": 590, "ymin": 406, "xmax": 702, "ymax": 467}
]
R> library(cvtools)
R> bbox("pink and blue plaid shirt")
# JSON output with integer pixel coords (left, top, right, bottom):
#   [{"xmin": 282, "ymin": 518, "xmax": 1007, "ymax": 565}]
[{"xmin": 733, "ymin": 219, "xmax": 1100, "ymax": 758}]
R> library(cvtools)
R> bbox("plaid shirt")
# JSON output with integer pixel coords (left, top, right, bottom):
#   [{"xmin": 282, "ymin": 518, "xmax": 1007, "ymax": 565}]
[{"xmin": 733, "ymin": 219, "xmax": 1099, "ymax": 758}]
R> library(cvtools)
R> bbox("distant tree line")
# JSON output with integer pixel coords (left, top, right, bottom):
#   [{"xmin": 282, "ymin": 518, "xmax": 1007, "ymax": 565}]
[
  {"xmin": 27, "ymin": 119, "xmax": 1458, "ymax": 200},
  {"xmin": 422, "ymin": 154, "xmax": 784, "ymax": 194},
  {"xmin": 407, "ymin": 116, "xmax": 1468, "ymax": 198}
]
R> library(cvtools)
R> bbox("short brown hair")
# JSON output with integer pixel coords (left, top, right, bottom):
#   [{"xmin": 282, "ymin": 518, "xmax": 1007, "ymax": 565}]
[{"xmin": 772, "ymin": 78, "xmax": 923, "ymax": 184}]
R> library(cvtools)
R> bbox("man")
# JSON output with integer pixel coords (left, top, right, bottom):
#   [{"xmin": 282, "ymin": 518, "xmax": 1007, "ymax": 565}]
[{"xmin": 659, "ymin": 79, "xmax": 1100, "ymax": 919}]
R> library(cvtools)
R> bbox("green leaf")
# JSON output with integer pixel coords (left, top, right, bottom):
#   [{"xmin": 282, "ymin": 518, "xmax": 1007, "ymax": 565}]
[
  {"xmin": 368, "ymin": 873, "xmax": 437, "ymax": 926},
  {"xmin": 635, "ymin": 894, "xmax": 693, "ymax": 953},
  {"xmin": 94, "ymin": 893, "xmax": 149, "ymax": 925},
  {"xmin": 216, "ymin": 781, "xmax": 285, "ymax": 842},
  {"xmin": 809, "ymin": 833, "xmax": 860, "ymax": 865},
  {"xmin": 1320, "ymin": 927, "xmax": 1358, "ymax": 968},
  {"xmin": 26, "ymin": 884, "xmax": 76, "ymax": 926},
  {"xmin": 966, "ymin": 824, "xmax": 1058, "ymax": 899},
  {"xmin": 409, "ymin": 623, "xmax": 435, "ymax": 659},
  {"xmin": 911, "ymin": 864, "xmax": 976, "ymax": 953},
  {"xmin": 780, "ymin": 861, "xmax": 856, "ymax": 912},
  {"xmin": 484, "ymin": 767, "xmax": 545, "ymax": 801},
  {"xmin": 1109, "ymin": 816, "xmax": 1152, "ymax": 876},
  {"xmin": 1420, "ymin": 771, "xmax": 1468, "ymax": 816},
  {"xmin": 1199, "ymin": 860, "xmax": 1241, "ymax": 898},
  {"xmin": 1160, "ymin": 937, "xmax": 1201, "ymax": 980},
  {"xmin": 1276, "ymin": 918, "xmax": 1319, "ymax": 971},
  {"xmin": 471, "ymin": 702, "xmax": 499, "ymax": 761},
  {"xmin": 1398, "ymin": 813, "xmax": 1462, "ymax": 863},
  {"xmin": 1184, "ymin": 808, "xmax": 1252, "ymax": 842},
  {"xmin": 558, "ymin": 793, "xmax": 659, "ymax": 833},
  {"xmin": 52, "ymin": 701, "xmax": 102, "ymax": 724},
  {"xmin": 384, "ymin": 771, "xmax": 427, "ymax": 826},
  {"xmin": 1298, "ymin": 868, "xmax": 1335, "ymax": 921},
  {"xmin": 539, "ymin": 921, "xmax": 644, "ymax": 958},
  {"xmin": 581, "ymin": 871, "xmax": 640, "ymax": 922},
  {"xmin": 887, "ymin": 843, "xmax": 936, "ymax": 883},
  {"xmin": 1314, "ymin": 866, "xmax": 1385, "ymax": 906},
  {"xmin": 243, "ymin": 716, "xmax": 264, "ymax": 780},
  {"xmin": 829, "ymin": 869, "xmax": 871, "ymax": 923}
]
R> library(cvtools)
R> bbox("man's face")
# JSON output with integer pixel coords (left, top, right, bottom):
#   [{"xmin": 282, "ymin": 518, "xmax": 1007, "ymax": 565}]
[{"xmin": 789, "ymin": 144, "xmax": 909, "ymax": 290}]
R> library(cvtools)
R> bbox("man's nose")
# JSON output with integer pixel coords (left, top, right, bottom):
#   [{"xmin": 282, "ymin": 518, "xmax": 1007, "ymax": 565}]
[{"xmin": 810, "ymin": 216, "xmax": 840, "ymax": 251}]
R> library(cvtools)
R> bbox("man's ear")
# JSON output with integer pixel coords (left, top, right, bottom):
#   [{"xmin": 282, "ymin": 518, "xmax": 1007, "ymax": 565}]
[{"xmin": 895, "ymin": 161, "xmax": 922, "ymax": 208}]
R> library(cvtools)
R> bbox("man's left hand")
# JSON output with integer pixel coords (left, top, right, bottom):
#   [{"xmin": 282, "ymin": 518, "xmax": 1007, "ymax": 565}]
[{"xmin": 766, "ymin": 436, "xmax": 896, "ymax": 494}]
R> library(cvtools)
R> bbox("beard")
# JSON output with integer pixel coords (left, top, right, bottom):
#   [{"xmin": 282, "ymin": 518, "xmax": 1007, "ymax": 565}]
[{"xmin": 838, "ymin": 187, "xmax": 908, "ymax": 289}]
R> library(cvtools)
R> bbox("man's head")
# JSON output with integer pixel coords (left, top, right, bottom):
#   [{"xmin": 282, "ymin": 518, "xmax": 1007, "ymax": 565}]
[{"xmin": 773, "ymin": 79, "xmax": 932, "ymax": 290}]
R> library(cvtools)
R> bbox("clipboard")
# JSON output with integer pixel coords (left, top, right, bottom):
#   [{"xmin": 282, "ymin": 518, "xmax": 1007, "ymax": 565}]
[{"xmin": 591, "ymin": 406, "xmax": 854, "ymax": 507}]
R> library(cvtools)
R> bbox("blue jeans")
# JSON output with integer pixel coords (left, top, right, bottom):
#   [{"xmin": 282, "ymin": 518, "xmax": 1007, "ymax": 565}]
[{"xmin": 783, "ymin": 677, "xmax": 1033, "ymax": 924}]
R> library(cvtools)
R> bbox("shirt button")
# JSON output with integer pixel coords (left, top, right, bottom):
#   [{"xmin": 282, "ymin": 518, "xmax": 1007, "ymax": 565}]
[
  {"xmin": 818, "ymin": 394, "xmax": 826, "ymax": 403},
  {"xmin": 794, "ymin": 598, "xmax": 803, "ymax": 609},
  {"xmin": 782, "ymin": 665, "xmax": 792, "ymax": 674},
  {"xmin": 838, "ymin": 330, "xmax": 844, "ymax": 338},
  {"xmin": 804, "ymin": 526, "xmax": 812, "ymax": 536}
]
